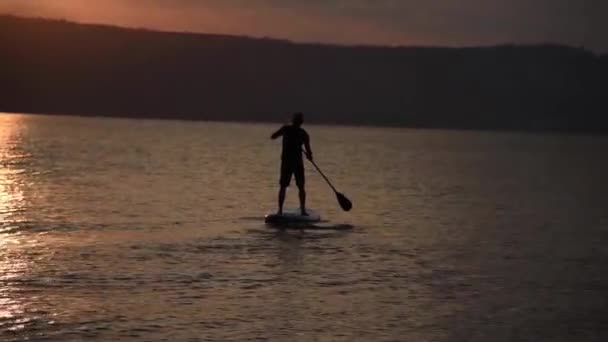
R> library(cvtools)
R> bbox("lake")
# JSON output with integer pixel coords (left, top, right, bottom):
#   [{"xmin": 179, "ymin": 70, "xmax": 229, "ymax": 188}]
[{"xmin": 1, "ymin": 113, "xmax": 607, "ymax": 341}]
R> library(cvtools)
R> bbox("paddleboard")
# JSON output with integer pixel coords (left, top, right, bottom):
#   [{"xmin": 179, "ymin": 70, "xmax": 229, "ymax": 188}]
[
  {"xmin": 268, "ymin": 223, "xmax": 354, "ymax": 230},
  {"xmin": 264, "ymin": 209, "xmax": 321, "ymax": 224}
]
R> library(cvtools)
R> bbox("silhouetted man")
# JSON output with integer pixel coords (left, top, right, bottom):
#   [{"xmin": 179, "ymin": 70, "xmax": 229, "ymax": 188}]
[{"xmin": 271, "ymin": 112, "xmax": 313, "ymax": 216}]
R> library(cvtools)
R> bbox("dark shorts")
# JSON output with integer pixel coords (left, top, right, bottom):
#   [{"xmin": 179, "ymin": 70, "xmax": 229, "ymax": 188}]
[{"xmin": 280, "ymin": 159, "xmax": 305, "ymax": 188}]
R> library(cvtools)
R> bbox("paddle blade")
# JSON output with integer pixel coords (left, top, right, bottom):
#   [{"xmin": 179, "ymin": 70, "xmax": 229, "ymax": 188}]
[{"xmin": 336, "ymin": 192, "xmax": 352, "ymax": 211}]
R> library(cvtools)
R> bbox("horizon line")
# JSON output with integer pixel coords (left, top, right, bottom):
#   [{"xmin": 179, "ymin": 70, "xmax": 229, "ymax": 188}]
[{"xmin": 1, "ymin": 13, "xmax": 600, "ymax": 55}]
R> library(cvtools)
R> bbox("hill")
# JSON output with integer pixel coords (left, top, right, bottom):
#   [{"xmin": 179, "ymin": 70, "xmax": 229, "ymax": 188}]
[{"xmin": 1, "ymin": 15, "xmax": 606, "ymax": 132}]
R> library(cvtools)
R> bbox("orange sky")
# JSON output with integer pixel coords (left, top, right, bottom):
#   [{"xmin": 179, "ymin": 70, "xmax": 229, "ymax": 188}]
[{"xmin": 1, "ymin": 0, "xmax": 605, "ymax": 52}]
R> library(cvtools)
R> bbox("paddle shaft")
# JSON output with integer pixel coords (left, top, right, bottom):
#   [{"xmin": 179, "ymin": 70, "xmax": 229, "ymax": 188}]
[
  {"xmin": 307, "ymin": 158, "xmax": 338, "ymax": 194},
  {"xmin": 303, "ymin": 151, "xmax": 352, "ymax": 211}
]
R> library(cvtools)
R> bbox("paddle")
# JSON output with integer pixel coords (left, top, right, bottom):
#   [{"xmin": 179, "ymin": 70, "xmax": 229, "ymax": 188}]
[{"xmin": 306, "ymin": 155, "xmax": 352, "ymax": 212}]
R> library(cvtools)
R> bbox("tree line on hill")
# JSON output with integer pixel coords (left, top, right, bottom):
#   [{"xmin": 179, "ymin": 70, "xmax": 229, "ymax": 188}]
[{"xmin": 1, "ymin": 15, "xmax": 606, "ymax": 133}]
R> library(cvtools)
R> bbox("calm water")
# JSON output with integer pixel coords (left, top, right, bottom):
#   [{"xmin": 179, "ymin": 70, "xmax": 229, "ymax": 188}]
[{"xmin": 1, "ymin": 113, "xmax": 607, "ymax": 341}]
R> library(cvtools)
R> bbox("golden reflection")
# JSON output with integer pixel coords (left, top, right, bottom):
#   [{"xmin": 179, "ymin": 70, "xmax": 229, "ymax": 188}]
[
  {"xmin": 0, "ymin": 113, "xmax": 29, "ymax": 230},
  {"xmin": 0, "ymin": 113, "xmax": 31, "ymax": 328},
  {"xmin": 0, "ymin": 176, "xmax": 25, "ymax": 232},
  {"xmin": 0, "ymin": 233, "xmax": 32, "ymax": 331}
]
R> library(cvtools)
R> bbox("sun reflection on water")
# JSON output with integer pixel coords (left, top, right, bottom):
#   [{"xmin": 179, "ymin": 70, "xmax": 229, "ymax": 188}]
[
  {"xmin": 0, "ymin": 113, "xmax": 33, "ymax": 333},
  {"xmin": 0, "ymin": 234, "xmax": 28, "ymax": 321},
  {"xmin": 1, "ymin": 113, "xmax": 30, "ymax": 229}
]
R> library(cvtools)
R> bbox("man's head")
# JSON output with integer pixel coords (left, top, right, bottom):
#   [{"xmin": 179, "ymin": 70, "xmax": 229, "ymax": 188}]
[{"xmin": 292, "ymin": 112, "xmax": 304, "ymax": 127}]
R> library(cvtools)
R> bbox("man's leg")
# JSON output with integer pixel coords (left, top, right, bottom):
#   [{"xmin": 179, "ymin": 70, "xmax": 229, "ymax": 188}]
[
  {"xmin": 278, "ymin": 160, "xmax": 291, "ymax": 215},
  {"xmin": 295, "ymin": 162, "xmax": 307, "ymax": 215},
  {"xmin": 297, "ymin": 184, "xmax": 307, "ymax": 216},
  {"xmin": 278, "ymin": 186, "xmax": 286, "ymax": 215}
]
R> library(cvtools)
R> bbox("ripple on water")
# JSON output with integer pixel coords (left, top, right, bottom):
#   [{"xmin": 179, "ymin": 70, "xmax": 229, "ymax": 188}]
[{"xmin": 1, "ymin": 116, "xmax": 607, "ymax": 341}]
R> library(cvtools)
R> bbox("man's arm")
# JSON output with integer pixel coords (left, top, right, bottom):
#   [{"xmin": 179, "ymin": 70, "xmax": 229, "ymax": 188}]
[
  {"xmin": 304, "ymin": 132, "xmax": 313, "ymax": 161},
  {"xmin": 271, "ymin": 126, "xmax": 285, "ymax": 140}
]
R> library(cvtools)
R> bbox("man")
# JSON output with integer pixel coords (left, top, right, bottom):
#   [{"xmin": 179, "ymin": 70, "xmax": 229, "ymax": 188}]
[{"xmin": 271, "ymin": 112, "xmax": 313, "ymax": 216}]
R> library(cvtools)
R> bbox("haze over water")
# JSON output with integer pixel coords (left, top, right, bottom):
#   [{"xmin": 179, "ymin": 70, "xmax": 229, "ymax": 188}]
[{"xmin": 1, "ymin": 113, "xmax": 607, "ymax": 341}]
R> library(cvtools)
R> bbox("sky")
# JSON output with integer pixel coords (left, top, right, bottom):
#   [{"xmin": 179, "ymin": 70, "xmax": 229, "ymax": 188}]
[{"xmin": 1, "ymin": 0, "xmax": 606, "ymax": 53}]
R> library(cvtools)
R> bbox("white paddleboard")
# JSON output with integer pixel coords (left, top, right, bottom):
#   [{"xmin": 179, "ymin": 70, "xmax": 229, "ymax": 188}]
[{"xmin": 264, "ymin": 208, "xmax": 321, "ymax": 224}]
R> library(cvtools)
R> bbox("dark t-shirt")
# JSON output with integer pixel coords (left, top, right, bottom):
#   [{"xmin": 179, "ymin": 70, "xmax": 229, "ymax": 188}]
[{"xmin": 277, "ymin": 125, "xmax": 309, "ymax": 162}]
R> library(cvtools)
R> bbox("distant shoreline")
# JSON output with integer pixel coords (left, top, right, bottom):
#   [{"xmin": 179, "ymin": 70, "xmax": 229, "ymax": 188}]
[{"xmin": 3, "ymin": 111, "xmax": 606, "ymax": 137}]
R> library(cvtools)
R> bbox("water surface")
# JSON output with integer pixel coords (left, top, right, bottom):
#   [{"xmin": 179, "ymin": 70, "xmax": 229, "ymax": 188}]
[{"xmin": 1, "ymin": 113, "xmax": 607, "ymax": 341}]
